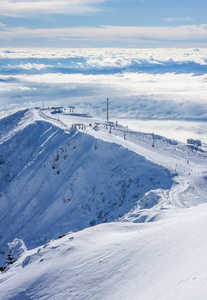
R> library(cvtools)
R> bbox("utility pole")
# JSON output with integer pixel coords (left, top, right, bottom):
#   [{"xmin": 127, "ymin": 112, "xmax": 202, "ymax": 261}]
[{"xmin": 106, "ymin": 98, "xmax": 109, "ymax": 121}]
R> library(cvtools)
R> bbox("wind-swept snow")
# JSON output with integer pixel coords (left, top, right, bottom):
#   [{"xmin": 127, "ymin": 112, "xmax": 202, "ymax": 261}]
[{"xmin": 1, "ymin": 204, "xmax": 207, "ymax": 300}]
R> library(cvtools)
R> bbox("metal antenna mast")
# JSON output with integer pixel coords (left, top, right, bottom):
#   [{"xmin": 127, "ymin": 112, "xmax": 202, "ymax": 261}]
[{"xmin": 106, "ymin": 98, "xmax": 109, "ymax": 121}]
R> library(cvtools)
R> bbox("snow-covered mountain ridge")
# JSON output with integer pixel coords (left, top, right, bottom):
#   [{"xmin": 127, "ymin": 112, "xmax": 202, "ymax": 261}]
[
  {"xmin": 1, "ymin": 107, "xmax": 207, "ymax": 299},
  {"xmin": 0, "ymin": 108, "xmax": 173, "ymax": 261}
]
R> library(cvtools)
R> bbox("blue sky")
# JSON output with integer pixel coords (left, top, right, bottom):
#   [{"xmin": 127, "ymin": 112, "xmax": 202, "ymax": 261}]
[{"xmin": 0, "ymin": 0, "xmax": 207, "ymax": 47}]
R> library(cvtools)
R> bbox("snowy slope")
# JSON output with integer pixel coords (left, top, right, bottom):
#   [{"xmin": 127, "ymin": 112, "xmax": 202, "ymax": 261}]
[
  {"xmin": 0, "ymin": 108, "xmax": 173, "ymax": 265},
  {"xmin": 0, "ymin": 109, "xmax": 29, "ymax": 143},
  {"xmin": 0, "ymin": 107, "xmax": 207, "ymax": 299},
  {"xmin": 1, "ymin": 204, "xmax": 207, "ymax": 300}
]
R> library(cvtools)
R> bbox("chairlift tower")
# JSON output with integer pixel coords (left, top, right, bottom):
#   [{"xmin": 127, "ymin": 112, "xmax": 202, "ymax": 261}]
[{"xmin": 69, "ymin": 106, "xmax": 75, "ymax": 113}]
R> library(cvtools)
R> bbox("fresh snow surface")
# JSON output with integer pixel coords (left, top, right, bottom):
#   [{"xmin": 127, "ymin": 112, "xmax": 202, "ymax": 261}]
[
  {"xmin": 0, "ymin": 107, "xmax": 207, "ymax": 299},
  {"xmin": 1, "ymin": 206, "xmax": 207, "ymax": 300}
]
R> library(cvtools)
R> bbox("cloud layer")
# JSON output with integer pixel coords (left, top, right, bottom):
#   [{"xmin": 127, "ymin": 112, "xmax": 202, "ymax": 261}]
[
  {"xmin": 1, "ymin": 25, "xmax": 207, "ymax": 45},
  {"xmin": 0, "ymin": 0, "xmax": 107, "ymax": 16},
  {"xmin": 0, "ymin": 48, "xmax": 207, "ymax": 142}
]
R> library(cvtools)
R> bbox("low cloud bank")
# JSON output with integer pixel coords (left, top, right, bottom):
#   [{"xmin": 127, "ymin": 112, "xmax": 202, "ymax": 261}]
[{"xmin": 0, "ymin": 48, "xmax": 207, "ymax": 141}]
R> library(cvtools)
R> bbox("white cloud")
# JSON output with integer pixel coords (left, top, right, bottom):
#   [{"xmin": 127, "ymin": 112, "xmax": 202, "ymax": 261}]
[
  {"xmin": 0, "ymin": 0, "xmax": 108, "ymax": 17},
  {"xmin": 11, "ymin": 72, "xmax": 207, "ymax": 103},
  {"xmin": 119, "ymin": 119, "xmax": 207, "ymax": 143},
  {"xmin": 1, "ymin": 71, "xmax": 207, "ymax": 108},
  {"xmin": 1, "ymin": 24, "xmax": 207, "ymax": 43},
  {"xmin": 1, "ymin": 70, "xmax": 207, "ymax": 142},
  {"xmin": 0, "ymin": 48, "xmax": 207, "ymax": 65},
  {"xmin": 7, "ymin": 63, "xmax": 50, "ymax": 70},
  {"xmin": 87, "ymin": 57, "xmax": 131, "ymax": 68}
]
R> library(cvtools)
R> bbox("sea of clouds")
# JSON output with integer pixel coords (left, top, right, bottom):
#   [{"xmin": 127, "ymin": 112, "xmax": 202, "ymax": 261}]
[{"xmin": 0, "ymin": 47, "xmax": 207, "ymax": 142}]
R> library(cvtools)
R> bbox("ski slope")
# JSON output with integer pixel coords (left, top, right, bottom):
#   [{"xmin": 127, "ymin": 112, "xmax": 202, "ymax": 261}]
[
  {"xmin": 40, "ymin": 107, "xmax": 207, "ymax": 209},
  {"xmin": 0, "ymin": 108, "xmax": 207, "ymax": 300}
]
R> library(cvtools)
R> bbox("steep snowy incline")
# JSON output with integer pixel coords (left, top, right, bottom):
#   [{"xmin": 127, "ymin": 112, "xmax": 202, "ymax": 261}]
[
  {"xmin": 0, "ymin": 109, "xmax": 173, "ymax": 267},
  {"xmin": 1, "ymin": 203, "xmax": 207, "ymax": 300},
  {"xmin": 0, "ymin": 109, "xmax": 29, "ymax": 144}
]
